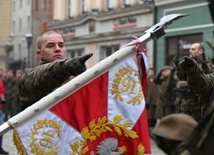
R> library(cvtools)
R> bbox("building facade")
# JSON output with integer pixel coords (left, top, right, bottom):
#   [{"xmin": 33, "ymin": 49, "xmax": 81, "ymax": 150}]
[
  {"xmin": 10, "ymin": 0, "xmax": 32, "ymax": 71},
  {"xmin": 48, "ymin": 0, "xmax": 155, "ymax": 68},
  {"xmin": 154, "ymin": 0, "xmax": 214, "ymax": 71},
  {"xmin": 0, "ymin": 0, "xmax": 12, "ymax": 70},
  {"xmin": 31, "ymin": 0, "xmax": 54, "ymax": 66}
]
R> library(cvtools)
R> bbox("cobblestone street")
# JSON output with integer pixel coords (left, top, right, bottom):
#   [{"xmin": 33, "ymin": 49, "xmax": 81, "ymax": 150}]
[{"xmin": 2, "ymin": 130, "xmax": 165, "ymax": 155}]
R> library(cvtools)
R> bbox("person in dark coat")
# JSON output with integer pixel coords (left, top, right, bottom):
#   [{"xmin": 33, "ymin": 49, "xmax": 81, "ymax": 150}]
[{"xmin": 146, "ymin": 68, "xmax": 159, "ymax": 127}]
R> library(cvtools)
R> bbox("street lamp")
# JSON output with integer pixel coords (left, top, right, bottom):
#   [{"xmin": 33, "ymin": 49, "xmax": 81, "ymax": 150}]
[
  {"xmin": 5, "ymin": 41, "xmax": 13, "ymax": 70},
  {"xmin": 25, "ymin": 33, "xmax": 33, "ymax": 68}
]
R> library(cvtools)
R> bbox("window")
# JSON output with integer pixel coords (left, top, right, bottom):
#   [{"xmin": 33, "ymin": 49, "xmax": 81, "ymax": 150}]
[
  {"xmin": 100, "ymin": 45, "xmax": 119, "ymax": 61},
  {"xmin": 82, "ymin": 0, "xmax": 85, "ymax": 13},
  {"xmin": 20, "ymin": 0, "xmax": 22, "ymax": 8},
  {"xmin": 166, "ymin": 34, "xmax": 202, "ymax": 66},
  {"xmin": 89, "ymin": 20, "xmax": 95, "ymax": 32},
  {"xmin": 106, "ymin": 0, "xmax": 110, "ymax": 8},
  {"xmin": 19, "ymin": 18, "xmax": 22, "ymax": 32},
  {"xmin": 27, "ymin": 16, "xmax": 30, "ymax": 28},
  {"xmin": 35, "ymin": 0, "xmax": 39, "ymax": 11},
  {"xmin": 12, "ymin": 20, "xmax": 15, "ymax": 33},
  {"xmin": 68, "ymin": 0, "xmax": 72, "ymax": 18},
  {"xmin": 43, "ymin": 0, "xmax": 47, "ymax": 9},
  {"xmin": 13, "ymin": 1, "xmax": 15, "ymax": 11},
  {"xmin": 68, "ymin": 49, "xmax": 83, "ymax": 58},
  {"xmin": 18, "ymin": 44, "xmax": 22, "ymax": 59}
]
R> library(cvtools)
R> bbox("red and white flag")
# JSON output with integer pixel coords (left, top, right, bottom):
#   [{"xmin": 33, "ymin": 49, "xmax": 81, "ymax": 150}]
[{"xmin": 13, "ymin": 48, "xmax": 151, "ymax": 154}]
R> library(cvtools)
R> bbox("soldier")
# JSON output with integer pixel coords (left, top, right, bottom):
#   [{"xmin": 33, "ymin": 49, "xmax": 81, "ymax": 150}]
[
  {"xmin": 11, "ymin": 69, "xmax": 23, "ymax": 116},
  {"xmin": 179, "ymin": 56, "xmax": 214, "ymax": 117},
  {"xmin": 3, "ymin": 70, "xmax": 16, "ymax": 121},
  {"xmin": 152, "ymin": 113, "xmax": 198, "ymax": 155},
  {"xmin": 174, "ymin": 42, "xmax": 212, "ymax": 81},
  {"xmin": 154, "ymin": 66, "xmax": 178, "ymax": 117},
  {"xmin": 174, "ymin": 81, "xmax": 201, "ymax": 122},
  {"xmin": 18, "ymin": 30, "xmax": 93, "ymax": 111}
]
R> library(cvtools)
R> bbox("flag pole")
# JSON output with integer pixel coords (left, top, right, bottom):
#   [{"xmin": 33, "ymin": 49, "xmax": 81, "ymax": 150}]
[{"xmin": 0, "ymin": 14, "xmax": 187, "ymax": 136}]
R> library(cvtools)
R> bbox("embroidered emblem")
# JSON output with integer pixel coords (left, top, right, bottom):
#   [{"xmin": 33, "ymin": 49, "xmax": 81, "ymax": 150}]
[
  {"xmin": 111, "ymin": 66, "xmax": 144, "ymax": 105},
  {"xmin": 30, "ymin": 119, "xmax": 61, "ymax": 155},
  {"xmin": 96, "ymin": 138, "xmax": 125, "ymax": 155},
  {"xmin": 13, "ymin": 130, "xmax": 28, "ymax": 155},
  {"xmin": 70, "ymin": 115, "xmax": 145, "ymax": 155},
  {"xmin": 13, "ymin": 119, "xmax": 62, "ymax": 155}
]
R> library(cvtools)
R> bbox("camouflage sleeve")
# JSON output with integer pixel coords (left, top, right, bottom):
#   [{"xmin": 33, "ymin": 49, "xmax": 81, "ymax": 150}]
[
  {"xmin": 184, "ymin": 64, "xmax": 214, "ymax": 116},
  {"xmin": 18, "ymin": 60, "xmax": 76, "ymax": 110},
  {"xmin": 185, "ymin": 64, "xmax": 212, "ymax": 95},
  {"xmin": 18, "ymin": 53, "xmax": 92, "ymax": 110}
]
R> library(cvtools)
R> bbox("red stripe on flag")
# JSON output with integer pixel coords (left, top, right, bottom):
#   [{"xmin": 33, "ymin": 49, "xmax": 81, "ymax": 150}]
[{"xmin": 50, "ymin": 72, "xmax": 108, "ymax": 132}]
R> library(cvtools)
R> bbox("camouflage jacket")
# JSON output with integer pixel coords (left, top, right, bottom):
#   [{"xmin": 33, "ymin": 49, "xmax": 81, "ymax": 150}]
[
  {"xmin": 175, "ymin": 56, "xmax": 212, "ymax": 81},
  {"xmin": 155, "ymin": 69, "xmax": 178, "ymax": 107},
  {"xmin": 181, "ymin": 62, "xmax": 214, "ymax": 116},
  {"xmin": 18, "ymin": 59, "xmax": 82, "ymax": 111}
]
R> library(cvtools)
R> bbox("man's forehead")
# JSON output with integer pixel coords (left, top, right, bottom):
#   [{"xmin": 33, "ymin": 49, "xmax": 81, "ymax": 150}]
[{"xmin": 43, "ymin": 34, "xmax": 64, "ymax": 43}]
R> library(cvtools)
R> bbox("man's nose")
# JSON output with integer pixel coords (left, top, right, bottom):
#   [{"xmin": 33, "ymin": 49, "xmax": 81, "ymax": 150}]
[{"xmin": 54, "ymin": 44, "xmax": 61, "ymax": 52}]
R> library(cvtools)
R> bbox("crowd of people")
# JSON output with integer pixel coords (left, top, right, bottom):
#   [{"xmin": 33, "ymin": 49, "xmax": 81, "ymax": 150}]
[
  {"xmin": 146, "ymin": 42, "xmax": 214, "ymax": 154},
  {"xmin": 0, "ymin": 68, "xmax": 23, "ymax": 154}
]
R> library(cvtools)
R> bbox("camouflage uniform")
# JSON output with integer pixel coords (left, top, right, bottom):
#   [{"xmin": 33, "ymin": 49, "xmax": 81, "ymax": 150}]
[
  {"xmin": 3, "ymin": 73, "xmax": 16, "ymax": 120},
  {"xmin": 174, "ymin": 54, "xmax": 212, "ymax": 81},
  {"xmin": 179, "ymin": 56, "xmax": 214, "ymax": 117},
  {"xmin": 173, "ymin": 53, "xmax": 212, "ymax": 121},
  {"xmin": 174, "ymin": 81, "xmax": 201, "ymax": 122},
  {"xmin": 18, "ymin": 54, "xmax": 92, "ymax": 111},
  {"xmin": 155, "ymin": 67, "xmax": 177, "ymax": 117}
]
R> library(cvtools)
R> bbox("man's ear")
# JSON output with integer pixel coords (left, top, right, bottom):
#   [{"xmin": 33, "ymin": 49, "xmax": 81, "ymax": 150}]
[
  {"xmin": 37, "ymin": 50, "xmax": 42, "ymax": 58},
  {"xmin": 199, "ymin": 49, "xmax": 203, "ymax": 55}
]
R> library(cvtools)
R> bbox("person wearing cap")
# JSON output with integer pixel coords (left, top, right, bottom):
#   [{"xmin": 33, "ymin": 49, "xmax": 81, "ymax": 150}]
[
  {"xmin": 154, "ymin": 65, "xmax": 178, "ymax": 117},
  {"xmin": 152, "ymin": 113, "xmax": 198, "ymax": 155},
  {"xmin": 18, "ymin": 30, "xmax": 93, "ymax": 111}
]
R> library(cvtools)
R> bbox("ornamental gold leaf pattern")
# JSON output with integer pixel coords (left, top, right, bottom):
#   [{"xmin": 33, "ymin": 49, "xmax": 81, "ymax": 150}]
[
  {"xmin": 70, "ymin": 115, "xmax": 144, "ymax": 154},
  {"xmin": 112, "ymin": 66, "xmax": 144, "ymax": 105},
  {"xmin": 137, "ymin": 143, "xmax": 145, "ymax": 155},
  {"xmin": 30, "ymin": 119, "xmax": 61, "ymax": 155}
]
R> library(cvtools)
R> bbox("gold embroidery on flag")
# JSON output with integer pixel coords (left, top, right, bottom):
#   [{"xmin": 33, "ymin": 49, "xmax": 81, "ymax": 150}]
[
  {"xmin": 30, "ymin": 119, "xmax": 61, "ymax": 155},
  {"xmin": 112, "ymin": 67, "xmax": 144, "ymax": 105},
  {"xmin": 13, "ymin": 130, "xmax": 28, "ymax": 155},
  {"xmin": 14, "ymin": 119, "xmax": 62, "ymax": 155},
  {"xmin": 137, "ymin": 143, "xmax": 145, "ymax": 155},
  {"xmin": 70, "ymin": 115, "xmax": 145, "ymax": 155}
]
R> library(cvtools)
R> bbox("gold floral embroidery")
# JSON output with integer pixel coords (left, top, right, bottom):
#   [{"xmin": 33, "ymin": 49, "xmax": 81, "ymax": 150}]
[
  {"xmin": 70, "ymin": 115, "xmax": 145, "ymax": 155},
  {"xmin": 111, "ymin": 66, "xmax": 144, "ymax": 105}
]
